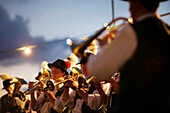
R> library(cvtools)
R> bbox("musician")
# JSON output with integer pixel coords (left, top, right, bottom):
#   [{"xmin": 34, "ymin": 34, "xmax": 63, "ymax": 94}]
[
  {"xmin": 30, "ymin": 59, "xmax": 70, "ymax": 113},
  {"xmin": 0, "ymin": 73, "xmax": 29, "ymax": 113},
  {"xmin": 87, "ymin": 0, "xmax": 170, "ymax": 113},
  {"xmin": 62, "ymin": 52, "xmax": 111, "ymax": 113},
  {"xmin": 34, "ymin": 61, "xmax": 52, "ymax": 99}
]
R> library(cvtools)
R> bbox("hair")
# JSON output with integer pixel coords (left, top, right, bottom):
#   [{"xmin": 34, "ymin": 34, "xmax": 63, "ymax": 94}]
[{"xmin": 138, "ymin": 0, "xmax": 160, "ymax": 12}]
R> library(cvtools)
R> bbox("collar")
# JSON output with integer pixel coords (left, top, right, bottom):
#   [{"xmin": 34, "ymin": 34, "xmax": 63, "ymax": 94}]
[{"xmin": 136, "ymin": 13, "xmax": 158, "ymax": 22}]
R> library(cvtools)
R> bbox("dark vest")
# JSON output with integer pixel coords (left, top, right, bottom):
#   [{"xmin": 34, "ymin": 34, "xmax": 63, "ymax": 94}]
[
  {"xmin": 113, "ymin": 17, "xmax": 170, "ymax": 113},
  {"xmin": 43, "ymin": 86, "xmax": 69, "ymax": 113},
  {"xmin": 0, "ymin": 94, "xmax": 26, "ymax": 113},
  {"xmin": 74, "ymin": 82, "xmax": 103, "ymax": 113}
]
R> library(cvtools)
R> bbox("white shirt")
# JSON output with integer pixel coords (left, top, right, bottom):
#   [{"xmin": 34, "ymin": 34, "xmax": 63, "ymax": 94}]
[
  {"xmin": 87, "ymin": 13, "xmax": 160, "ymax": 81},
  {"xmin": 33, "ymin": 84, "xmax": 65, "ymax": 113},
  {"xmin": 61, "ymin": 82, "xmax": 111, "ymax": 113},
  {"xmin": 87, "ymin": 25, "xmax": 138, "ymax": 80}
]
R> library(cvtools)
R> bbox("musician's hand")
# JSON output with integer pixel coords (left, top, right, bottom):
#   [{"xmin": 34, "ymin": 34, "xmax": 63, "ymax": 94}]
[
  {"xmin": 38, "ymin": 81, "xmax": 47, "ymax": 90},
  {"xmin": 64, "ymin": 80, "xmax": 79, "ymax": 88},
  {"xmin": 64, "ymin": 75, "xmax": 72, "ymax": 79},
  {"xmin": 107, "ymin": 78, "xmax": 119, "ymax": 93}
]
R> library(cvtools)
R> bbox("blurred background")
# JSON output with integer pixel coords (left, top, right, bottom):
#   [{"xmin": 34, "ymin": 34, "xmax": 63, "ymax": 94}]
[{"xmin": 0, "ymin": 0, "xmax": 170, "ymax": 97}]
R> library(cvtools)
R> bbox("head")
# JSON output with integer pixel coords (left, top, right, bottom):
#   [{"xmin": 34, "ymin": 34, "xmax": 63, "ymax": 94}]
[
  {"xmin": 78, "ymin": 53, "xmax": 93, "ymax": 77},
  {"xmin": 41, "ymin": 61, "xmax": 49, "ymax": 70},
  {"xmin": 122, "ymin": 0, "xmax": 166, "ymax": 21},
  {"xmin": 3, "ymin": 79, "xmax": 15, "ymax": 94},
  {"xmin": 48, "ymin": 59, "xmax": 70, "ymax": 82},
  {"xmin": 35, "ymin": 72, "xmax": 43, "ymax": 81}
]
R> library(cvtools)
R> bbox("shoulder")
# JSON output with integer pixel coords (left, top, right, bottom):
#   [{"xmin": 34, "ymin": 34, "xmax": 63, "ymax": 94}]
[
  {"xmin": 116, "ymin": 24, "xmax": 137, "ymax": 39},
  {"xmin": 1, "ymin": 94, "xmax": 8, "ymax": 99}
]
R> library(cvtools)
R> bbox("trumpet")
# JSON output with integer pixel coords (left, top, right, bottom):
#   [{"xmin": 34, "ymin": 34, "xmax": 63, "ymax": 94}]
[
  {"xmin": 42, "ymin": 67, "xmax": 84, "ymax": 91},
  {"xmin": 42, "ymin": 74, "xmax": 82, "ymax": 92},
  {"xmin": 18, "ymin": 77, "xmax": 50, "ymax": 101},
  {"xmin": 11, "ymin": 81, "xmax": 22, "ymax": 104}
]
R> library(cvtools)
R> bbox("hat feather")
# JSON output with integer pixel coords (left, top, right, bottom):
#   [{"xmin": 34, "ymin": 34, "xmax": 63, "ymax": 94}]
[{"xmin": 0, "ymin": 73, "xmax": 11, "ymax": 81}]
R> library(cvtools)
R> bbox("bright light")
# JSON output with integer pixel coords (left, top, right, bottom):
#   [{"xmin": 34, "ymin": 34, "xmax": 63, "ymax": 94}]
[
  {"xmin": 128, "ymin": 17, "xmax": 133, "ymax": 23},
  {"xmin": 104, "ymin": 23, "xmax": 108, "ymax": 27},
  {"xmin": 24, "ymin": 47, "xmax": 31, "ymax": 55},
  {"xmin": 66, "ymin": 38, "xmax": 72, "ymax": 45},
  {"xmin": 104, "ymin": 23, "xmax": 110, "ymax": 29}
]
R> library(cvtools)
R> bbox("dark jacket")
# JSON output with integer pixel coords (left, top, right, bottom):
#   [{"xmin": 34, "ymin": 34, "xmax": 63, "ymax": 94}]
[{"xmin": 113, "ymin": 17, "xmax": 170, "ymax": 113}]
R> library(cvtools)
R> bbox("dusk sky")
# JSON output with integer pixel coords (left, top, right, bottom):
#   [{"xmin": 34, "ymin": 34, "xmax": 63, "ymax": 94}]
[{"xmin": 0, "ymin": 0, "xmax": 170, "ymax": 96}]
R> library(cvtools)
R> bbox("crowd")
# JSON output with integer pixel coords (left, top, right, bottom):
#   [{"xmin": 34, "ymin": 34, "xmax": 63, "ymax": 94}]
[{"xmin": 0, "ymin": 0, "xmax": 170, "ymax": 113}]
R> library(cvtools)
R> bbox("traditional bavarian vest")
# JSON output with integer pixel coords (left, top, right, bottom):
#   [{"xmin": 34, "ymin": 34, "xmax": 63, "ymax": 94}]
[
  {"xmin": 113, "ymin": 17, "xmax": 170, "ymax": 113},
  {"xmin": 0, "ymin": 93, "xmax": 27, "ymax": 113},
  {"xmin": 43, "ymin": 86, "xmax": 69, "ymax": 113},
  {"xmin": 74, "ymin": 82, "xmax": 103, "ymax": 113}
]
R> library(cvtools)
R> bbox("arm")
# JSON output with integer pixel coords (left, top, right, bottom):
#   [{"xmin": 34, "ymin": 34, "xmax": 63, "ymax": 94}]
[
  {"xmin": 62, "ymin": 86, "xmax": 70, "ymax": 101},
  {"xmin": 87, "ymin": 82, "xmax": 111, "ymax": 110},
  {"xmin": 93, "ymin": 80, "xmax": 107, "ymax": 105},
  {"xmin": 76, "ymin": 88, "xmax": 88, "ymax": 103},
  {"xmin": 29, "ymin": 82, "xmax": 37, "ymax": 109},
  {"xmin": 87, "ymin": 25, "xmax": 137, "ymax": 80},
  {"xmin": 44, "ymin": 90, "xmax": 55, "ymax": 106},
  {"xmin": 44, "ymin": 90, "xmax": 65, "ymax": 112},
  {"xmin": 62, "ymin": 81, "xmax": 76, "ymax": 107},
  {"xmin": 29, "ymin": 82, "xmax": 44, "ymax": 111},
  {"xmin": 63, "ymin": 79, "xmax": 88, "ymax": 103},
  {"xmin": 107, "ymin": 79, "xmax": 119, "ymax": 93}
]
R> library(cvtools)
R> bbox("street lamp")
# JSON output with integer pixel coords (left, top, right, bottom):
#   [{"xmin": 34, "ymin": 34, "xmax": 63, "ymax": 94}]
[{"xmin": 24, "ymin": 47, "xmax": 31, "ymax": 55}]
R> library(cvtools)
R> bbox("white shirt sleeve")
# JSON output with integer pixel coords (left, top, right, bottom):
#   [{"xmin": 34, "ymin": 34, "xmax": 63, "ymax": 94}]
[
  {"xmin": 61, "ymin": 88, "xmax": 76, "ymax": 107},
  {"xmin": 87, "ymin": 82, "xmax": 112, "ymax": 110},
  {"xmin": 52, "ymin": 98, "xmax": 65, "ymax": 112},
  {"xmin": 87, "ymin": 25, "xmax": 138, "ymax": 80},
  {"xmin": 33, "ymin": 92, "xmax": 45, "ymax": 111}
]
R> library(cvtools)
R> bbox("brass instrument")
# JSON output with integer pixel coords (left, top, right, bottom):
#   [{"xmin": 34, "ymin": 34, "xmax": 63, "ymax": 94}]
[
  {"xmin": 42, "ymin": 74, "xmax": 82, "ymax": 91},
  {"xmin": 73, "ymin": 17, "xmax": 129, "ymax": 59},
  {"xmin": 18, "ymin": 77, "xmax": 50, "ymax": 101},
  {"xmin": 11, "ymin": 81, "xmax": 22, "ymax": 104},
  {"xmin": 25, "ymin": 77, "xmax": 49, "ymax": 95},
  {"xmin": 9, "ymin": 77, "xmax": 27, "ymax": 103},
  {"xmin": 43, "ymin": 74, "xmax": 95, "ymax": 91},
  {"xmin": 72, "ymin": 12, "xmax": 170, "ymax": 59},
  {"xmin": 18, "ymin": 68, "xmax": 52, "ymax": 101},
  {"xmin": 42, "ymin": 67, "xmax": 84, "ymax": 91}
]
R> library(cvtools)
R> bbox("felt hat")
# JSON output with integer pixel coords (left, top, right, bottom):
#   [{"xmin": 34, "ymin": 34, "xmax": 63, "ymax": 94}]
[{"xmin": 48, "ymin": 59, "xmax": 71, "ymax": 75}]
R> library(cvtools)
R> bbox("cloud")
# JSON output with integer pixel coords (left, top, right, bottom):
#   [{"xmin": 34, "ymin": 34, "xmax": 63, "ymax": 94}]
[{"xmin": 0, "ymin": 4, "xmax": 71, "ymax": 66}]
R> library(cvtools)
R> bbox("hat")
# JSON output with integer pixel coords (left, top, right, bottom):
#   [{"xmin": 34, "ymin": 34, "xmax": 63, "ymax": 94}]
[
  {"xmin": 77, "ymin": 53, "xmax": 93, "ymax": 64},
  {"xmin": 0, "ymin": 73, "xmax": 12, "ymax": 89},
  {"xmin": 2, "ymin": 79, "xmax": 13, "ymax": 89},
  {"xmin": 48, "ymin": 59, "xmax": 70, "ymax": 75},
  {"xmin": 0, "ymin": 73, "xmax": 11, "ymax": 81},
  {"xmin": 35, "ymin": 72, "xmax": 42, "ymax": 80}
]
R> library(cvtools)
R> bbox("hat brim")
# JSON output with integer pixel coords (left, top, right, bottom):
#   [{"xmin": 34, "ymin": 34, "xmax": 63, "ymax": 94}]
[
  {"xmin": 48, "ymin": 63, "xmax": 68, "ymax": 75},
  {"xmin": 48, "ymin": 63, "xmax": 53, "ymax": 69}
]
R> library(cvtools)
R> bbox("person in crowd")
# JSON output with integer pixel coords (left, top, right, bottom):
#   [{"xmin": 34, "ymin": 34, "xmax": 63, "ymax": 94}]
[
  {"xmin": 87, "ymin": 0, "xmax": 170, "ymax": 113},
  {"xmin": 62, "ymin": 52, "xmax": 111, "ymax": 113},
  {"xmin": 34, "ymin": 61, "xmax": 52, "ymax": 100},
  {"xmin": 0, "ymin": 73, "xmax": 30, "ymax": 113},
  {"xmin": 105, "ymin": 74, "xmax": 120, "ymax": 113},
  {"xmin": 30, "ymin": 59, "xmax": 71, "ymax": 113}
]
